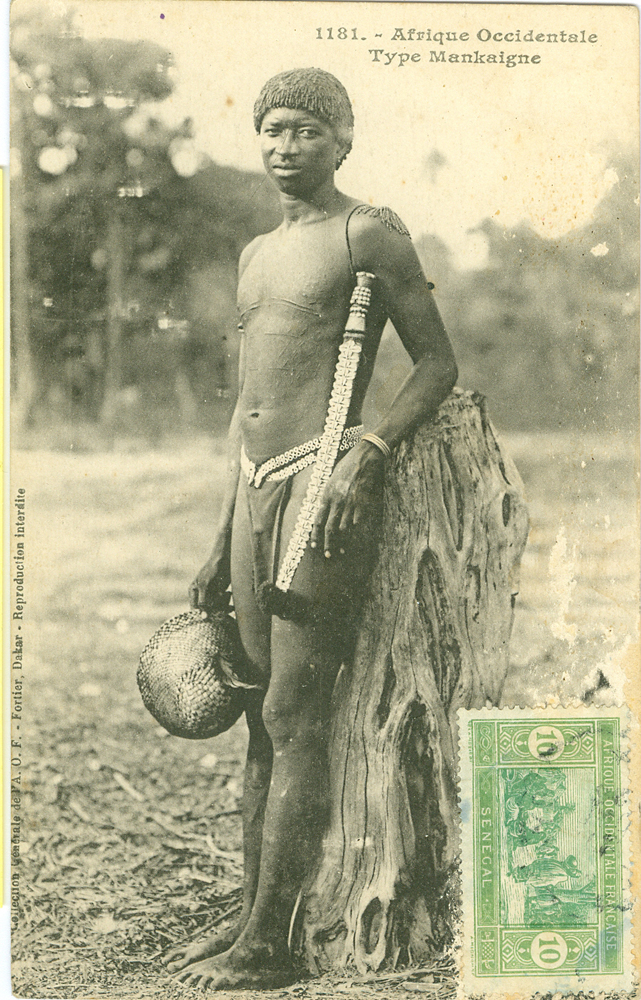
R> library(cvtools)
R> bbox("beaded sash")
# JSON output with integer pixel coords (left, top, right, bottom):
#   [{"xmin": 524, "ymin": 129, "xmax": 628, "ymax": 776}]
[
  {"xmin": 240, "ymin": 425, "xmax": 364, "ymax": 488},
  {"xmin": 273, "ymin": 272, "xmax": 375, "ymax": 596}
]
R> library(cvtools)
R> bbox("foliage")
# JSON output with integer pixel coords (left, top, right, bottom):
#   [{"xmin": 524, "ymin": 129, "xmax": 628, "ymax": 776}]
[
  {"xmin": 11, "ymin": 3, "xmax": 637, "ymax": 434},
  {"xmin": 415, "ymin": 153, "xmax": 639, "ymax": 432},
  {"xmin": 11, "ymin": 4, "xmax": 280, "ymax": 429},
  {"xmin": 12, "ymin": 5, "xmax": 173, "ymax": 312}
]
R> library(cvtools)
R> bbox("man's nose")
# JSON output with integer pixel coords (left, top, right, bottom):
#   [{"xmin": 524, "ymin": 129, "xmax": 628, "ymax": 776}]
[{"xmin": 277, "ymin": 130, "xmax": 297, "ymax": 155}]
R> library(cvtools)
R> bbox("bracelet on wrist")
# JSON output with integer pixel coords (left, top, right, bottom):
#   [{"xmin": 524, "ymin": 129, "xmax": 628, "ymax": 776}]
[{"xmin": 361, "ymin": 432, "xmax": 392, "ymax": 461}]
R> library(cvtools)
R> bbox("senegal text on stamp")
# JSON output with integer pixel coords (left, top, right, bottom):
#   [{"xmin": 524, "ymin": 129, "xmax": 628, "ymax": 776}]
[{"xmin": 459, "ymin": 707, "xmax": 632, "ymax": 995}]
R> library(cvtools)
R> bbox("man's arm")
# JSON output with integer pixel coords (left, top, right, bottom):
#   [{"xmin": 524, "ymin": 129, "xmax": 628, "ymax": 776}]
[
  {"xmin": 190, "ymin": 235, "xmax": 265, "ymax": 609},
  {"xmin": 189, "ymin": 391, "xmax": 242, "ymax": 612},
  {"xmin": 351, "ymin": 211, "xmax": 458, "ymax": 446},
  {"xmin": 311, "ymin": 213, "xmax": 457, "ymax": 555},
  {"xmin": 189, "ymin": 306, "xmax": 248, "ymax": 611}
]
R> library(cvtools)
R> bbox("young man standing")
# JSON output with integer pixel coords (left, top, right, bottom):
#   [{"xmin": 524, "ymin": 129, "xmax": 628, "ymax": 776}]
[{"xmin": 165, "ymin": 68, "xmax": 457, "ymax": 989}]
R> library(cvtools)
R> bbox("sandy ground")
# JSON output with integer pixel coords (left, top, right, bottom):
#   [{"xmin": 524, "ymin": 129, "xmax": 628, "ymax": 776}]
[{"xmin": 10, "ymin": 430, "xmax": 638, "ymax": 999}]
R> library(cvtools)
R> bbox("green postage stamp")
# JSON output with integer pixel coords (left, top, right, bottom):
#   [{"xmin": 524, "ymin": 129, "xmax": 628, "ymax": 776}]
[{"xmin": 459, "ymin": 707, "xmax": 632, "ymax": 994}]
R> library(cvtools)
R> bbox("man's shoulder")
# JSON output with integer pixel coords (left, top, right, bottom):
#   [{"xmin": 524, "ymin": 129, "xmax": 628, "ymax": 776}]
[
  {"xmin": 238, "ymin": 231, "xmax": 272, "ymax": 274},
  {"xmin": 346, "ymin": 203, "xmax": 420, "ymax": 277},
  {"xmin": 348, "ymin": 204, "xmax": 412, "ymax": 239}
]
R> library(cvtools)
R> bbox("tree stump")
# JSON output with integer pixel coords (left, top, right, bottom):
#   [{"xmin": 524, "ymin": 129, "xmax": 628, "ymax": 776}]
[{"xmin": 297, "ymin": 388, "xmax": 529, "ymax": 973}]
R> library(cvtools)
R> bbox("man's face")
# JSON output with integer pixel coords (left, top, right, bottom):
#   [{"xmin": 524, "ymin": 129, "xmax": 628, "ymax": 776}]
[{"xmin": 260, "ymin": 108, "xmax": 344, "ymax": 195}]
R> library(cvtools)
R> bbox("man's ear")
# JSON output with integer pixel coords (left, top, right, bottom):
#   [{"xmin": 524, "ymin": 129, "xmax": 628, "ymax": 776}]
[{"xmin": 334, "ymin": 126, "xmax": 353, "ymax": 170}]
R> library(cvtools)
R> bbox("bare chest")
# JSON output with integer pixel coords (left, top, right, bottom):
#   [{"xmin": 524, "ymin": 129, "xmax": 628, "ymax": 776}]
[{"xmin": 237, "ymin": 223, "xmax": 353, "ymax": 320}]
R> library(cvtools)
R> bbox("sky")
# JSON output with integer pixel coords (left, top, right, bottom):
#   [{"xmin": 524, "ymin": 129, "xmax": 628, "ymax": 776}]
[{"xmin": 16, "ymin": 1, "xmax": 639, "ymax": 268}]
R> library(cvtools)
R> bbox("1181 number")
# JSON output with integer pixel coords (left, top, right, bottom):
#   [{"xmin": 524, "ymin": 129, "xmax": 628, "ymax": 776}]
[{"xmin": 316, "ymin": 28, "xmax": 361, "ymax": 40}]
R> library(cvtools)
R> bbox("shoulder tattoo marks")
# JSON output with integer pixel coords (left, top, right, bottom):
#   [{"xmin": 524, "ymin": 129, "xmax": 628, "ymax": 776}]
[
  {"xmin": 352, "ymin": 205, "xmax": 412, "ymax": 238},
  {"xmin": 351, "ymin": 205, "xmax": 434, "ymax": 288}
]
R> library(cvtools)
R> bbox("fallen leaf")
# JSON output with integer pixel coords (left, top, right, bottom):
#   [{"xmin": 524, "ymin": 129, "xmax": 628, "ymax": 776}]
[
  {"xmin": 112, "ymin": 771, "xmax": 145, "ymax": 802},
  {"xmin": 189, "ymin": 871, "xmax": 215, "ymax": 884},
  {"xmin": 93, "ymin": 913, "xmax": 119, "ymax": 935}
]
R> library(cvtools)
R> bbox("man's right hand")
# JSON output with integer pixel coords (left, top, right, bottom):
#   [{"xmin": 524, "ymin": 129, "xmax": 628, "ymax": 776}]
[{"xmin": 189, "ymin": 547, "xmax": 232, "ymax": 613}]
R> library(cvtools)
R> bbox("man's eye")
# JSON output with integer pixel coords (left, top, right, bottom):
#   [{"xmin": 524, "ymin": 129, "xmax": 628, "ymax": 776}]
[{"xmin": 299, "ymin": 130, "xmax": 318, "ymax": 138}]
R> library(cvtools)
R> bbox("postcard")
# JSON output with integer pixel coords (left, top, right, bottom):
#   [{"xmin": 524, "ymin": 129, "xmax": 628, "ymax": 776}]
[{"xmin": 9, "ymin": 2, "xmax": 639, "ymax": 997}]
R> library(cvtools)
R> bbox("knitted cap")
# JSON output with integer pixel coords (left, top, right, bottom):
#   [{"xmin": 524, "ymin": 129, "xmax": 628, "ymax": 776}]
[{"xmin": 253, "ymin": 68, "xmax": 354, "ymax": 134}]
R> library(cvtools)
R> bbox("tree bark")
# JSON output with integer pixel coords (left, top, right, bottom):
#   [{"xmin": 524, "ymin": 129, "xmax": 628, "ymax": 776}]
[{"xmin": 297, "ymin": 388, "xmax": 529, "ymax": 974}]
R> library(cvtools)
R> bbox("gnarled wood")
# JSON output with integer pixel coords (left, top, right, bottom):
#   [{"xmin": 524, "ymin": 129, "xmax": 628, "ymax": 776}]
[{"xmin": 297, "ymin": 389, "xmax": 529, "ymax": 973}]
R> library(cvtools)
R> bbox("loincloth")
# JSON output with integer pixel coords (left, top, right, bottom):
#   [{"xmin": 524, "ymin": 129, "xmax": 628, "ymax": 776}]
[{"xmin": 239, "ymin": 426, "xmax": 363, "ymax": 616}]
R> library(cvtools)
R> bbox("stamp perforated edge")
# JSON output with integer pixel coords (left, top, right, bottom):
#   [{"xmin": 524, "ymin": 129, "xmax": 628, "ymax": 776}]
[{"xmin": 457, "ymin": 706, "xmax": 634, "ymax": 997}]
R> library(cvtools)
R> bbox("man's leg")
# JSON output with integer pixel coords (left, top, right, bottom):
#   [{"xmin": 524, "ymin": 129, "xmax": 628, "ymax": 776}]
[
  {"xmin": 166, "ymin": 481, "xmax": 273, "ymax": 971},
  {"xmin": 175, "ymin": 466, "xmax": 376, "ymax": 989},
  {"xmin": 164, "ymin": 694, "xmax": 272, "ymax": 970},
  {"xmin": 175, "ymin": 615, "xmax": 340, "ymax": 988}
]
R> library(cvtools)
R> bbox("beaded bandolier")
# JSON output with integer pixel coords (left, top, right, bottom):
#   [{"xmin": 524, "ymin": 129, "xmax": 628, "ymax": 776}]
[{"xmin": 255, "ymin": 271, "xmax": 375, "ymax": 620}]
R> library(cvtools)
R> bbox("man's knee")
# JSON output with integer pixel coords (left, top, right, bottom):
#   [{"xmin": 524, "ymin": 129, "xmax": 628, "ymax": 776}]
[{"xmin": 261, "ymin": 677, "xmax": 326, "ymax": 749}]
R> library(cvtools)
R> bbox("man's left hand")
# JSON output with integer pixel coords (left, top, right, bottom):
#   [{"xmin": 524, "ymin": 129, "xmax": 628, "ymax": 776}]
[{"xmin": 311, "ymin": 442, "xmax": 385, "ymax": 557}]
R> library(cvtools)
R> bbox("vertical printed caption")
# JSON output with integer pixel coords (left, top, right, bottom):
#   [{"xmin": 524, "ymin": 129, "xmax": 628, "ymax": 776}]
[{"xmin": 11, "ymin": 488, "xmax": 27, "ymax": 928}]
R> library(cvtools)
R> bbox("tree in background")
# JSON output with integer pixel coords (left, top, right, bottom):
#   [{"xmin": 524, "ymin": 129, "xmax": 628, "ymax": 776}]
[
  {"xmin": 413, "ymin": 153, "xmax": 639, "ymax": 433},
  {"xmin": 11, "ymin": 4, "xmax": 280, "ymax": 435},
  {"xmin": 12, "ymin": 3, "xmax": 177, "ymax": 425},
  {"xmin": 12, "ymin": 5, "xmax": 636, "ymax": 439}
]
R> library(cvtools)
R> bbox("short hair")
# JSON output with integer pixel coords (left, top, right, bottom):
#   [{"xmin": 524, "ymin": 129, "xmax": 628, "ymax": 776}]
[{"xmin": 253, "ymin": 67, "xmax": 354, "ymax": 166}]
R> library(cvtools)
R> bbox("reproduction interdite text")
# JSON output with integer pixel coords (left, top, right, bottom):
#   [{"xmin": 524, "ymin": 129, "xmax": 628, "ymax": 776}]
[{"xmin": 11, "ymin": 489, "xmax": 26, "ymax": 931}]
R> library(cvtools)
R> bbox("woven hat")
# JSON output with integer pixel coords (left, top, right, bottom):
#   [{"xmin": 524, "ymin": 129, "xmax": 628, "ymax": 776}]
[
  {"xmin": 137, "ymin": 611, "xmax": 260, "ymax": 740},
  {"xmin": 253, "ymin": 68, "xmax": 354, "ymax": 161}
]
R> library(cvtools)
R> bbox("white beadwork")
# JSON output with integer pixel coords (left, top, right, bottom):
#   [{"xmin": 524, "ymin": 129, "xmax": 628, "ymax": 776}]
[
  {"xmin": 243, "ymin": 435, "xmax": 319, "ymax": 488},
  {"xmin": 240, "ymin": 425, "xmax": 364, "ymax": 487},
  {"xmin": 275, "ymin": 274, "xmax": 373, "ymax": 593}
]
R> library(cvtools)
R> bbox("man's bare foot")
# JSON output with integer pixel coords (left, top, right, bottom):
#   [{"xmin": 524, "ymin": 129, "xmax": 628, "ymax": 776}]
[
  {"xmin": 172, "ymin": 938, "xmax": 296, "ymax": 990},
  {"xmin": 163, "ymin": 922, "xmax": 242, "ymax": 972}
]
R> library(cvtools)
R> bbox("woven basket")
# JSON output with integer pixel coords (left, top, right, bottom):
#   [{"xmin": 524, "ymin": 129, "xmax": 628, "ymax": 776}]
[{"xmin": 137, "ymin": 611, "xmax": 257, "ymax": 739}]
